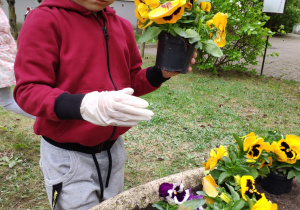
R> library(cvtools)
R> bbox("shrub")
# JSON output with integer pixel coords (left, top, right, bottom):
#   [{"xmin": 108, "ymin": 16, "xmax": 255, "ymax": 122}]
[{"xmin": 196, "ymin": 0, "xmax": 273, "ymax": 73}]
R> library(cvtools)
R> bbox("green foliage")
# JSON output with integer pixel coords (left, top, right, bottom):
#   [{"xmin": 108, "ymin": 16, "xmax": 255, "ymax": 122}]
[
  {"xmin": 268, "ymin": 0, "xmax": 300, "ymax": 33},
  {"xmin": 197, "ymin": 0, "xmax": 273, "ymax": 73},
  {"xmin": 197, "ymin": 184, "xmax": 248, "ymax": 210},
  {"xmin": 208, "ymin": 138, "xmax": 260, "ymax": 186}
]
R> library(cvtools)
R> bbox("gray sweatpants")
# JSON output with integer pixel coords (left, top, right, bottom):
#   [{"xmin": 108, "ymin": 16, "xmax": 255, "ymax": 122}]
[
  {"xmin": 0, "ymin": 87, "xmax": 35, "ymax": 119},
  {"xmin": 40, "ymin": 136, "xmax": 127, "ymax": 210}
]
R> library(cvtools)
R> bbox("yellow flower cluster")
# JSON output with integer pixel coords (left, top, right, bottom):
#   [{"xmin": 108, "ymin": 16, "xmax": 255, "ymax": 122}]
[
  {"xmin": 243, "ymin": 132, "xmax": 300, "ymax": 165},
  {"xmin": 202, "ymin": 175, "xmax": 277, "ymax": 209},
  {"xmin": 134, "ymin": 0, "xmax": 228, "ymax": 47}
]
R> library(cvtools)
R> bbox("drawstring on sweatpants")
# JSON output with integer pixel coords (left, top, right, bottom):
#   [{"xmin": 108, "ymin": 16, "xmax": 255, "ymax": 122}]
[{"xmin": 92, "ymin": 149, "xmax": 112, "ymax": 200}]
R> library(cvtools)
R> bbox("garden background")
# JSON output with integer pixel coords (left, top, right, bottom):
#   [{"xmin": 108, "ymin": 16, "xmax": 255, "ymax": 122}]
[{"xmin": 1, "ymin": 0, "xmax": 300, "ymax": 209}]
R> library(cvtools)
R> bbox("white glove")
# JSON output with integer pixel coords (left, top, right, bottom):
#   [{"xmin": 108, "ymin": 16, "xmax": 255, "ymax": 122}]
[{"xmin": 80, "ymin": 88, "xmax": 154, "ymax": 127}]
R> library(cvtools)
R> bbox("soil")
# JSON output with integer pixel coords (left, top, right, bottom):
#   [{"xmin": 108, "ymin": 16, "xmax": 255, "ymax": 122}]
[
  {"xmin": 143, "ymin": 33, "xmax": 300, "ymax": 82},
  {"xmin": 256, "ymin": 178, "xmax": 300, "ymax": 210}
]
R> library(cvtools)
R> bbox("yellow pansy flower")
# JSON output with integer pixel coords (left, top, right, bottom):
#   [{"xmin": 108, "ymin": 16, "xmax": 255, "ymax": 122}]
[
  {"xmin": 185, "ymin": 0, "xmax": 193, "ymax": 11},
  {"xmin": 252, "ymin": 196, "xmax": 278, "ymax": 210},
  {"xmin": 240, "ymin": 175, "xmax": 263, "ymax": 201},
  {"xmin": 200, "ymin": 2, "xmax": 211, "ymax": 12},
  {"xmin": 243, "ymin": 132, "xmax": 272, "ymax": 159},
  {"xmin": 148, "ymin": 0, "xmax": 186, "ymax": 24},
  {"xmin": 202, "ymin": 175, "xmax": 219, "ymax": 204},
  {"xmin": 202, "ymin": 145, "xmax": 227, "ymax": 170},
  {"xmin": 272, "ymin": 135, "xmax": 300, "ymax": 164},
  {"xmin": 212, "ymin": 12, "xmax": 228, "ymax": 47}
]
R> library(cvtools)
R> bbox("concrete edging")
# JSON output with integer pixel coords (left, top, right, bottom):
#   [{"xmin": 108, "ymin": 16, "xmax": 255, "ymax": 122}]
[{"xmin": 90, "ymin": 167, "xmax": 205, "ymax": 210}]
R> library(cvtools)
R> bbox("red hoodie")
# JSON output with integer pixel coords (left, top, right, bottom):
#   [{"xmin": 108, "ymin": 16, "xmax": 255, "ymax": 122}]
[{"xmin": 14, "ymin": 0, "xmax": 166, "ymax": 146}]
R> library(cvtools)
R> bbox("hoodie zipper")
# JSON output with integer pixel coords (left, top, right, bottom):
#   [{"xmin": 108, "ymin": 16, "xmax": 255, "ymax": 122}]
[
  {"xmin": 93, "ymin": 13, "xmax": 117, "ymax": 142},
  {"xmin": 93, "ymin": 13, "xmax": 117, "ymax": 91}
]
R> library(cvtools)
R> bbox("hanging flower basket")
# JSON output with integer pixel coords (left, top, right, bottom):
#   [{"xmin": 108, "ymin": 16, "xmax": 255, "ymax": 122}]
[
  {"xmin": 155, "ymin": 33, "xmax": 196, "ymax": 74},
  {"xmin": 260, "ymin": 173, "xmax": 293, "ymax": 195}
]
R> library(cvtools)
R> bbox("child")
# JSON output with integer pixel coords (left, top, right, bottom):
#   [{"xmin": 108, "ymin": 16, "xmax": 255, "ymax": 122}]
[
  {"xmin": 0, "ymin": 1, "xmax": 34, "ymax": 119},
  {"xmin": 13, "ymin": 0, "xmax": 196, "ymax": 209}
]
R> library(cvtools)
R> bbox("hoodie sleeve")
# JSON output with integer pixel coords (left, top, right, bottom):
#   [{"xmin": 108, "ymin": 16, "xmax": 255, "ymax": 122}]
[{"xmin": 13, "ymin": 8, "xmax": 69, "ymax": 120}]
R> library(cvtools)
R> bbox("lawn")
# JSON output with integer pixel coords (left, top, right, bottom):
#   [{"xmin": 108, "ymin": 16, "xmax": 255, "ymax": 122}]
[{"xmin": 0, "ymin": 55, "xmax": 299, "ymax": 209}]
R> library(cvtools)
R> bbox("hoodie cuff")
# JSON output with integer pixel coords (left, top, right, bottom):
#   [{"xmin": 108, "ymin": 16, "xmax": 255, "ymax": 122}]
[
  {"xmin": 54, "ymin": 93, "xmax": 85, "ymax": 120},
  {"xmin": 146, "ymin": 66, "xmax": 170, "ymax": 87}
]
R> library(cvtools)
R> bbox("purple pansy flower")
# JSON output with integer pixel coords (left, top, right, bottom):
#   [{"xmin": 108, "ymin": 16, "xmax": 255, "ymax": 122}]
[{"xmin": 159, "ymin": 182, "xmax": 190, "ymax": 205}]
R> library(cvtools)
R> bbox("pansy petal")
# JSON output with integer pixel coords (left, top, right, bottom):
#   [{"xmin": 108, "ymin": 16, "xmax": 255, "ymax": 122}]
[
  {"xmin": 212, "ymin": 12, "xmax": 228, "ymax": 31},
  {"xmin": 138, "ymin": 3, "xmax": 150, "ymax": 19},
  {"xmin": 159, "ymin": 183, "xmax": 173, "ymax": 197},
  {"xmin": 151, "ymin": 5, "xmax": 185, "ymax": 24},
  {"xmin": 145, "ymin": 0, "xmax": 160, "ymax": 9},
  {"xmin": 202, "ymin": 175, "xmax": 219, "ymax": 197},
  {"xmin": 148, "ymin": 0, "xmax": 186, "ymax": 19},
  {"xmin": 174, "ymin": 189, "xmax": 190, "ymax": 204},
  {"xmin": 200, "ymin": 2, "xmax": 211, "ymax": 12}
]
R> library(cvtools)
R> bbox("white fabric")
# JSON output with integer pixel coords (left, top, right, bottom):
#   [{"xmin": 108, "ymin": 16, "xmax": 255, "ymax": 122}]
[
  {"xmin": 80, "ymin": 88, "xmax": 154, "ymax": 127},
  {"xmin": 0, "ymin": 8, "xmax": 17, "ymax": 88}
]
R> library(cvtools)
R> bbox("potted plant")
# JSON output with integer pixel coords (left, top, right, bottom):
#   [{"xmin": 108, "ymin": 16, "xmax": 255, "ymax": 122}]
[
  {"xmin": 259, "ymin": 131, "xmax": 300, "ymax": 195},
  {"xmin": 202, "ymin": 131, "xmax": 300, "ymax": 195},
  {"xmin": 134, "ymin": 0, "xmax": 228, "ymax": 73}
]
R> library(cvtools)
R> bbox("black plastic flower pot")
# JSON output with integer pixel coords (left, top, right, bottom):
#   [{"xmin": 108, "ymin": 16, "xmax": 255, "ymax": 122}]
[
  {"xmin": 260, "ymin": 173, "xmax": 292, "ymax": 195},
  {"xmin": 155, "ymin": 33, "xmax": 196, "ymax": 74}
]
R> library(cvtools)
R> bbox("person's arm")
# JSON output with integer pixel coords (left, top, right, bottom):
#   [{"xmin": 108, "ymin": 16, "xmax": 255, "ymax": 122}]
[{"xmin": 14, "ymin": 9, "xmax": 65, "ymax": 120}]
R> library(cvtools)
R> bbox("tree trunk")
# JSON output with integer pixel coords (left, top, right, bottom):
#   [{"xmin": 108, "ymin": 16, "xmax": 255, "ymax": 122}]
[{"xmin": 6, "ymin": 0, "xmax": 18, "ymax": 40}]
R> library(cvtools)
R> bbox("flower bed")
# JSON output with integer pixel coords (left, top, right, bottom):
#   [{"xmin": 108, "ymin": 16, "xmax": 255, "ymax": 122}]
[{"xmin": 91, "ymin": 132, "xmax": 300, "ymax": 210}]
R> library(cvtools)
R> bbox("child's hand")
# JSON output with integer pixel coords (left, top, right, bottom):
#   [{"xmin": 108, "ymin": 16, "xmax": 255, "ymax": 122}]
[
  {"xmin": 161, "ymin": 50, "xmax": 197, "ymax": 78},
  {"xmin": 80, "ymin": 88, "xmax": 154, "ymax": 127}
]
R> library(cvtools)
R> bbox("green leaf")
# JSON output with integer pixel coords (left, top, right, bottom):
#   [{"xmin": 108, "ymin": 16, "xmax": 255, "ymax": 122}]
[
  {"xmin": 287, "ymin": 170, "xmax": 296, "ymax": 179},
  {"xmin": 202, "ymin": 40, "xmax": 223, "ymax": 57},
  {"xmin": 233, "ymin": 133, "xmax": 244, "ymax": 152},
  {"xmin": 222, "ymin": 156, "xmax": 231, "ymax": 164},
  {"xmin": 294, "ymin": 170, "xmax": 300, "ymax": 183},
  {"xmin": 179, "ymin": 199, "xmax": 206, "ymax": 209},
  {"xmin": 195, "ymin": 0, "xmax": 211, "ymax": 3},
  {"xmin": 246, "ymin": 167, "xmax": 259, "ymax": 179},
  {"xmin": 210, "ymin": 169, "xmax": 222, "ymax": 180},
  {"xmin": 218, "ymin": 171, "xmax": 232, "ymax": 184},
  {"xmin": 152, "ymin": 201, "xmax": 168, "ymax": 210},
  {"xmin": 173, "ymin": 28, "xmax": 198, "ymax": 39},
  {"xmin": 226, "ymin": 184, "xmax": 240, "ymax": 201},
  {"xmin": 259, "ymin": 165, "xmax": 270, "ymax": 175},
  {"xmin": 231, "ymin": 199, "xmax": 246, "ymax": 210},
  {"xmin": 138, "ymin": 27, "xmax": 162, "ymax": 43},
  {"xmin": 195, "ymin": 42, "xmax": 202, "ymax": 49}
]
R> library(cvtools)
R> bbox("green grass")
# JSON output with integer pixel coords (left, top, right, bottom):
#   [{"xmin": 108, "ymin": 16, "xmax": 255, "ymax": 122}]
[{"xmin": 0, "ymin": 56, "xmax": 299, "ymax": 209}]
